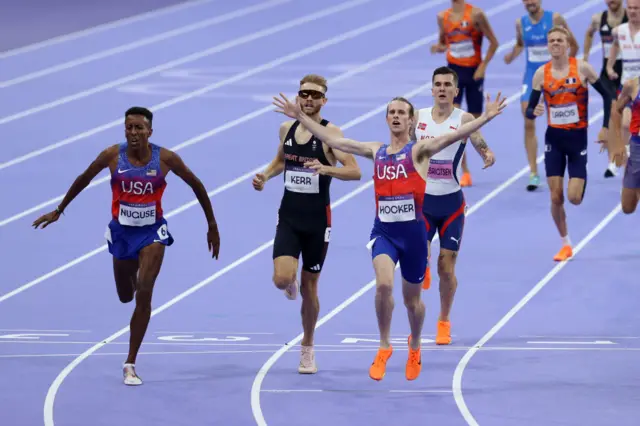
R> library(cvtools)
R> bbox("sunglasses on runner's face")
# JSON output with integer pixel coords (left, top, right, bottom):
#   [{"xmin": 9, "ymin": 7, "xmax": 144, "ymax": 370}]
[{"xmin": 298, "ymin": 90, "xmax": 325, "ymax": 100}]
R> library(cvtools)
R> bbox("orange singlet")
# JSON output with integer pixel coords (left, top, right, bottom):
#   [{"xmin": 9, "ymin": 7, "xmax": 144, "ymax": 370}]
[
  {"xmin": 443, "ymin": 3, "xmax": 483, "ymax": 68},
  {"xmin": 542, "ymin": 57, "xmax": 589, "ymax": 130}
]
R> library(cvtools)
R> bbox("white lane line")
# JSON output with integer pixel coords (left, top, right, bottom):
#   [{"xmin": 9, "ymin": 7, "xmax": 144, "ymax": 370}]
[
  {"xmin": 0, "ymin": 0, "xmax": 293, "ymax": 88},
  {"xmin": 0, "ymin": 0, "xmax": 216, "ymax": 59}
]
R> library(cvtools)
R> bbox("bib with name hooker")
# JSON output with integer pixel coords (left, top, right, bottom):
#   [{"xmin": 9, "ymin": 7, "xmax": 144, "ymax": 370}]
[
  {"xmin": 549, "ymin": 103, "xmax": 579, "ymax": 126},
  {"xmin": 285, "ymin": 165, "xmax": 319, "ymax": 194},
  {"xmin": 119, "ymin": 202, "xmax": 157, "ymax": 226},
  {"xmin": 378, "ymin": 194, "xmax": 416, "ymax": 223}
]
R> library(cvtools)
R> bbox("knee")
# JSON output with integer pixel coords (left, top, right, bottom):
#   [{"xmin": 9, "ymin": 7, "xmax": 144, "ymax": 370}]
[
  {"xmin": 550, "ymin": 190, "xmax": 564, "ymax": 206},
  {"xmin": 568, "ymin": 193, "xmax": 583, "ymax": 206},
  {"xmin": 437, "ymin": 256, "xmax": 456, "ymax": 282},
  {"xmin": 135, "ymin": 288, "xmax": 152, "ymax": 309},
  {"xmin": 119, "ymin": 292, "xmax": 134, "ymax": 304},
  {"xmin": 403, "ymin": 292, "xmax": 422, "ymax": 311},
  {"xmin": 622, "ymin": 201, "xmax": 636, "ymax": 214},
  {"xmin": 524, "ymin": 118, "xmax": 536, "ymax": 132},
  {"xmin": 273, "ymin": 270, "xmax": 296, "ymax": 290},
  {"xmin": 376, "ymin": 281, "xmax": 393, "ymax": 299},
  {"xmin": 300, "ymin": 274, "xmax": 319, "ymax": 301}
]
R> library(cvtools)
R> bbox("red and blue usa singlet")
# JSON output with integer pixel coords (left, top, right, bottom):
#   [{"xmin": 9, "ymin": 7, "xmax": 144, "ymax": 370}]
[
  {"xmin": 110, "ymin": 142, "xmax": 167, "ymax": 227},
  {"xmin": 629, "ymin": 79, "xmax": 640, "ymax": 142},
  {"xmin": 373, "ymin": 142, "xmax": 426, "ymax": 225}
]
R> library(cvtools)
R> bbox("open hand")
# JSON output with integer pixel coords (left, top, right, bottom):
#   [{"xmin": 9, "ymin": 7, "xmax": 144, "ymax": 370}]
[
  {"xmin": 272, "ymin": 93, "xmax": 301, "ymax": 119},
  {"xmin": 482, "ymin": 92, "xmax": 508, "ymax": 120},
  {"xmin": 32, "ymin": 210, "xmax": 61, "ymax": 229}
]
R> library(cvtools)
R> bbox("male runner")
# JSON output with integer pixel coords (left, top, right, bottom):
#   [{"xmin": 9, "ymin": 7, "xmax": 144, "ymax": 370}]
[
  {"xmin": 504, "ymin": 0, "xmax": 578, "ymax": 191},
  {"xmin": 414, "ymin": 66, "xmax": 496, "ymax": 346},
  {"xmin": 584, "ymin": 0, "xmax": 627, "ymax": 178},
  {"xmin": 252, "ymin": 74, "xmax": 361, "ymax": 374},
  {"xmin": 32, "ymin": 106, "xmax": 221, "ymax": 386},
  {"xmin": 610, "ymin": 76, "xmax": 639, "ymax": 213},
  {"xmin": 606, "ymin": 0, "xmax": 640, "ymax": 169},
  {"xmin": 272, "ymin": 90, "xmax": 506, "ymax": 381},
  {"xmin": 525, "ymin": 26, "xmax": 613, "ymax": 261},
  {"xmin": 431, "ymin": 0, "xmax": 499, "ymax": 187}
]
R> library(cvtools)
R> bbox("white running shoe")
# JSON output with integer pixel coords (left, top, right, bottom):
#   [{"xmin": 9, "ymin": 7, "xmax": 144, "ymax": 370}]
[
  {"xmin": 298, "ymin": 345, "xmax": 317, "ymax": 374},
  {"xmin": 123, "ymin": 363, "xmax": 142, "ymax": 386},
  {"xmin": 284, "ymin": 279, "xmax": 299, "ymax": 300}
]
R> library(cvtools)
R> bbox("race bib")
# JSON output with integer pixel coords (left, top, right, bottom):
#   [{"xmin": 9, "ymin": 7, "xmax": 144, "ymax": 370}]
[
  {"xmin": 377, "ymin": 194, "xmax": 416, "ymax": 223},
  {"xmin": 622, "ymin": 60, "xmax": 640, "ymax": 81},
  {"xmin": 119, "ymin": 202, "xmax": 156, "ymax": 226},
  {"xmin": 285, "ymin": 166, "xmax": 319, "ymax": 194},
  {"xmin": 449, "ymin": 40, "xmax": 475, "ymax": 58},
  {"xmin": 527, "ymin": 45, "xmax": 551, "ymax": 63},
  {"xmin": 427, "ymin": 159, "xmax": 454, "ymax": 180},
  {"xmin": 549, "ymin": 103, "xmax": 579, "ymax": 126},
  {"xmin": 603, "ymin": 42, "xmax": 621, "ymax": 60}
]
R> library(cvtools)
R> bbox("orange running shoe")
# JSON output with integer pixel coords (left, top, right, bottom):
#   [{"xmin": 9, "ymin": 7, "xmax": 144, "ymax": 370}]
[
  {"xmin": 435, "ymin": 320, "xmax": 451, "ymax": 345},
  {"xmin": 406, "ymin": 336, "xmax": 422, "ymax": 381},
  {"xmin": 460, "ymin": 172, "xmax": 472, "ymax": 187},
  {"xmin": 553, "ymin": 245, "xmax": 573, "ymax": 262},
  {"xmin": 369, "ymin": 346, "xmax": 393, "ymax": 381},
  {"xmin": 422, "ymin": 265, "xmax": 431, "ymax": 290}
]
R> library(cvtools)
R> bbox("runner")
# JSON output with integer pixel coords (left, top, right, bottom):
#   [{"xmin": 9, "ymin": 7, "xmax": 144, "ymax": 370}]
[
  {"xmin": 272, "ymin": 90, "xmax": 506, "ymax": 381},
  {"xmin": 252, "ymin": 74, "xmax": 361, "ymax": 374},
  {"xmin": 611, "ymin": 76, "xmax": 638, "ymax": 213},
  {"xmin": 606, "ymin": 0, "xmax": 640, "ymax": 169},
  {"xmin": 32, "ymin": 106, "xmax": 221, "ymax": 386},
  {"xmin": 504, "ymin": 0, "xmax": 578, "ymax": 191},
  {"xmin": 414, "ymin": 66, "xmax": 496, "ymax": 346},
  {"xmin": 525, "ymin": 26, "xmax": 614, "ymax": 261},
  {"xmin": 584, "ymin": 0, "xmax": 627, "ymax": 177},
  {"xmin": 431, "ymin": 0, "xmax": 499, "ymax": 187}
]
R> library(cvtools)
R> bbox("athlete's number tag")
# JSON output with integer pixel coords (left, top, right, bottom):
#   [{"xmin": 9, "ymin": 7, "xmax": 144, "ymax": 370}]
[
  {"xmin": 378, "ymin": 194, "xmax": 416, "ymax": 223},
  {"xmin": 449, "ymin": 40, "xmax": 475, "ymax": 58},
  {"xmin": 549, "ymin": 103, "xmax": 579, "ymax": 126},
  {"xmin": 603, "ymin": 42, "xmax": 621, "ymax": 60},
  {"xmin": 119, "ymin": 202, "xmax": 156, "ymax": 226},
  {"xmin": 427, "ymin": 159, "xmax": 454, "ymax": 180},
  {"xmin": 285, "ymin": 166, "xmax": 319, "ymax": 194},
  {"xmin": 527, "ymin": 45, "xmax": 551, "ymax": 63},
  {"xmin": 157, "ymin": 224, "xmax": 169, "ymax": 241}
]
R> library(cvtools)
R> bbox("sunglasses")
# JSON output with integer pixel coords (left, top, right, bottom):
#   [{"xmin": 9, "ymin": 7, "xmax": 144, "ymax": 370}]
[{"xmin": 298, "ymin": 90, "xmax": 325, "ymax": 100}]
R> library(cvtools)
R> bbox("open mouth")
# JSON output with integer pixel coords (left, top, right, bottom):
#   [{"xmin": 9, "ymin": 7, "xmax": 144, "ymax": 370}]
[{"xmin": 392, "ymin": 120, "xmax": 400, "ymax": 125}]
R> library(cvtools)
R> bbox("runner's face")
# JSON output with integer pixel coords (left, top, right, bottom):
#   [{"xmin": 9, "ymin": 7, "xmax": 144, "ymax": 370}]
[
  {"xmin": 629, "ymin": 0, "xmax": 640, "ymax": 23},
  {"xmin": 547, "ymin": 31, "xmax": 568, "ymax": 58},
  {"xmin": 296, "ymin": 83, "xmax": 326, "ymax": 115},
  {"xmin": 432, "ymin": 74, "xmax": 458, "ymax": 105},
  {"xmin": 124, "ymin": 115, "xmax": 152, "ymax": 150},
  {"xmin": 386, "ymin": 100, "xmax": 413, "ymax": 134},
  {"xmin": 522, "ymin": 0, "xmax": 541, "ymax": 14},
  {"xmin": 605, "ymin": 0, "xmax": 621, "ymax": 12}
]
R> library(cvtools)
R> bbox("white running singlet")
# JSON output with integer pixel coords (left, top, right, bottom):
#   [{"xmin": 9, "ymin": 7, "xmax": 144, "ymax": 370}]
[
  {"xmin": 414, "ymin": 107, "xmax": 466, "ymax": 196},
  {"xmin": 616, "ymin": 23, "xmax": 640, "ymax": 84}
]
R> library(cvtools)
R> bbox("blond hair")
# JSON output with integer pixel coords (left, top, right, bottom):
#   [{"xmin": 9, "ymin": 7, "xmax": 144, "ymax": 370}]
[
  {"xmin": 547, "ymin": 26, "xmax": 570, "ymax": 40},
  {"xmin": 300, "ymin": 74, "xmax": 328, "ymax": 92}
]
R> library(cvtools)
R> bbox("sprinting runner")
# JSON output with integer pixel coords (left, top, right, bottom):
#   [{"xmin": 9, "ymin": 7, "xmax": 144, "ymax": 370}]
[
  {"xmin": 272, "ymin": 90, "xmax": 506, "ymax": 381},
  {"xmin": 504, "ymin": 0, "xmax": 578, "ymax": 191},
  {"xmin": 253, "ymin": 74, "xmax": 361, "ymax": 374},
  {"xmin": 431, "ymin": 0, "xmax": 499, "ymax": 187},
  {"xmin": 611, "ymin": 76, "xmax": 639, "ymax": 213},
  {"xmin": 606, "ymin": 0, "xmax": 640, "ymax": 165},
  {"xmin": 525, "ymin": 26, "xmax": 614, "ymax": 261},
  {"xmin": 414, "ymin": 66, "xmax": 496, "ymax": 346},
  {"xmin": 584, "ymin": 0, "xmax": 627, "ymax": 178},
  {"xmin": 32, "ymin": 106, "xmax": 221, "ymax": 386}
]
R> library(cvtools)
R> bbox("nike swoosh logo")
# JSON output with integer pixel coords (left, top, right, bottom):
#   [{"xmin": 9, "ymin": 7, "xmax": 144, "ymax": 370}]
[{"xmin": 118, "ymin": 168, "xmax": 132, "ymax": 173}]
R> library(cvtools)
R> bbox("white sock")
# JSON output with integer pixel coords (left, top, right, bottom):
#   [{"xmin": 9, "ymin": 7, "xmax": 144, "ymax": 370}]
[{"xmin": 562, "ymin": 235, "xmax": 572, "ymax": 247}]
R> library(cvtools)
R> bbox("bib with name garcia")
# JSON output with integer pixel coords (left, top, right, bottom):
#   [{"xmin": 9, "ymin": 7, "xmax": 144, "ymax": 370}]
[
  {"xmin": 373, "ymin": 142, "xmax": 426, "ymax": 224},
  {"xmin": 111, "ymin": 142, "xmax": 167, "ymax": 227}
]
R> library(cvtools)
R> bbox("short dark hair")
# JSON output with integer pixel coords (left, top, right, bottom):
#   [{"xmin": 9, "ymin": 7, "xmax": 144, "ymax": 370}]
[
  {"xmin": 386, "ymin": 96, "xmax": 415, "ymax": 117},
  {"xmin": 432, "ymin": 66, "xmax": 458, "ymax": 86},
  {"xmin": 125, "ymin": 106, "xmax": 153, "ymax": 126}
]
